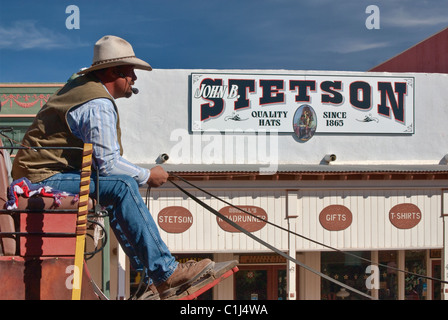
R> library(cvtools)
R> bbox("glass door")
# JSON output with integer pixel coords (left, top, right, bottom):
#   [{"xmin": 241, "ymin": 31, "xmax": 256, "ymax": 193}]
[
  {"xmin": 276, "ymin": 269, "xmax": 287, "ymax": 300},
  {"xmin": 405, "ymin": 250, "xmax": 427, "ymax": 300},
  {"xmin": 431, "ymin": 260, "xmax": 441, "ymax": 300},
  {"xmin": 234, "ymin": 266, "xmax": 287, "ymax": 300},
  {"xmin": 235, "ymin": 268, "xmax": 268, "ymax": 300}
]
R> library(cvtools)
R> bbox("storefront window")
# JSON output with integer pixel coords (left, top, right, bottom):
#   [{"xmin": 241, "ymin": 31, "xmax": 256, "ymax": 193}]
[
  {"xmin": 321, "ymin": 251, "xmax": 370, "ymax": 300},
  {"xmin": 235, "ymin": 269, "xmax": 268, "ymax": 300},
  {"xmin": 378, "ymin": 251, "xmax": 398, "ymax": 300},
  {"xmin": 405, "ymin": 250, "xmax": 427, "ymax": 300}
]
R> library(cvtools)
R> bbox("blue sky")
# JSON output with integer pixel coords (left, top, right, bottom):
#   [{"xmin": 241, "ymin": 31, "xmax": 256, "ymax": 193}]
[{"xmin": 0, "ymin": 0, "xmax": 447, "ymax": 83}]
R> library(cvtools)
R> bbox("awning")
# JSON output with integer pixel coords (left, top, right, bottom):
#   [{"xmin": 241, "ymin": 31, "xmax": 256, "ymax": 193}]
[{"xmin": 138, "ymin": 163, "xmax": 448, "ymax": 181}]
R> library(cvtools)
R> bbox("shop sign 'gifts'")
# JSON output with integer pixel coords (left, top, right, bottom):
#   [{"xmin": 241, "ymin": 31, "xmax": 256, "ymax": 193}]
[{"xmin": 319, "ymin": 205, "xmax": 353, "ymax": 231}]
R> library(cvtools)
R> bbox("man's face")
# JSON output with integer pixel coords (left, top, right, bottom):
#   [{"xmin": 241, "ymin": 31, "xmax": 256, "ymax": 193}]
[{"xmin": 115, "ymin": 65, "xmax": 137, "ymax": 98}]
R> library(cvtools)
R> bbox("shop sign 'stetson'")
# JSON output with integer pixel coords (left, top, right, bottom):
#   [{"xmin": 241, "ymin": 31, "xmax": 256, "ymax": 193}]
[
  {"xmin": 157, "ymin": 206, "xmax": 193, "ymax": 233},
  {"xmin": 190, "ymin": 73, "xmax": 414, "ymax": 139}
]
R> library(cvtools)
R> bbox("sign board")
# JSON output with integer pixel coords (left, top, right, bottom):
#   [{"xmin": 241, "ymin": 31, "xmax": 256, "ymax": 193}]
[
  {"xmin": 239, "ymin": 254, "xmax": 286, "ymax": 264},
  {"xmin": 389, "ymin": 203, "xmax": 422, "ymax": 229},
  {"xmin": 217, "ymin": 205, "xmax": 267, "ymax": 233},
  {"xmin": 319, "ymin": 205, "xmax": 353, "ymax": 231},
  {"xmin": 158, "ymin": 206, "xmax": 193, "ymax": 233},
  {"xmin": 190, "ymin": 73, "xmax": 414, "ymax": 138}
]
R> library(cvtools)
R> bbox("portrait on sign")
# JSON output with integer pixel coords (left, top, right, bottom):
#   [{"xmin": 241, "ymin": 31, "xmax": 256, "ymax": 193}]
[{"xmin": 293, "ymin": 104, "xmax": 317, "ymax": 142}]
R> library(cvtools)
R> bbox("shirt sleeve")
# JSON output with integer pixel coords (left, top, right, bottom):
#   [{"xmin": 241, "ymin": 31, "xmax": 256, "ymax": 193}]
[{"xmin": 67, "ymin": 98, "xmax": 150, "ymax": 186}]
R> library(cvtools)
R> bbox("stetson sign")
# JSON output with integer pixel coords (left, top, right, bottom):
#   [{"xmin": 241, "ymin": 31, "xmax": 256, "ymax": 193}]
[
  {"xmin": 190, "ymin": 73, "xmax": 414, "ymax": 136},
  {"xmin": 217, "ymin": 206, "xmax": 267, "ymax": 233},
  {"xmin": 158, "ymin": 206, "xmax": 193, "ymax": 233}
]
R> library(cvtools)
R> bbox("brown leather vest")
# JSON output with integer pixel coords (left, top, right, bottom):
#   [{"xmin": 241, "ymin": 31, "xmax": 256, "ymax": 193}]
[{"xmin": 12, "ymin": 73, "xmax": 124, "ymax": 183}]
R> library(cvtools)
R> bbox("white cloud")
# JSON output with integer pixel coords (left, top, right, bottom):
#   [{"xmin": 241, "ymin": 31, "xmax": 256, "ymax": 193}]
[
  {"xmin": 0, "ymin": 20, "xmax": 87, "ymax": 50},
  {"xmin": 384, "ymin": 15, "xmax": 448, "ymax": 28},
  {"xmin": 382, "ymin": 4, "xmax": 448, "ymax": 27},
  {"xmin": 331, "ymin": 40, "xmax": 391, "ymax": 54}
]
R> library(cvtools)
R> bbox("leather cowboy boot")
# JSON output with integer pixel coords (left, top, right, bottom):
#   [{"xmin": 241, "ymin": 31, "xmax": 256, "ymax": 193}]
[
  {"xmin": 137, "ymin": 283, "xmax": 160, "ymax": 300},
  {"xmin": 156, "ymin": 259, "xmax": 215, "ymax": 299}
]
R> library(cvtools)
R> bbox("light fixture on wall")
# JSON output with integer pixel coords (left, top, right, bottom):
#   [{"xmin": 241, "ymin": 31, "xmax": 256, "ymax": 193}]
[
  {"xmin": 323, "ymin": 154, "xmax": 337, "ymax": 164},
  {"xmin": 156, "ymin": 153, "xmax": 169, "ymax": 164},
  {"xmin": 441, "ymin": 154, "xmax": 448, "ymax": 164}
]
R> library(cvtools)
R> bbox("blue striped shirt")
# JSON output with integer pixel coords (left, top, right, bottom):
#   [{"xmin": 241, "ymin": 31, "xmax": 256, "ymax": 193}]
[{"xmin": 67, "ymin": 98, "xmax": 150, "ymax": 186}]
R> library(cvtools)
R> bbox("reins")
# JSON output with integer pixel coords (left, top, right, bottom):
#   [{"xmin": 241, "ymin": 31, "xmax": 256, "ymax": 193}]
[
  {"xmin": 167, "ymin": 173, "xmax": 448, "ymax": 300},
  {"xmin": 168, "ymin": 174, "xmax": 375, "ymax": 300}
]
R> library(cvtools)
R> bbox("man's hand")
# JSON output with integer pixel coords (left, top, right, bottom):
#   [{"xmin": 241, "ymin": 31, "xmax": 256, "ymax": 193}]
[{"xmin": 148, "ymin": 166, "xmax": 169, "ymax": 187}]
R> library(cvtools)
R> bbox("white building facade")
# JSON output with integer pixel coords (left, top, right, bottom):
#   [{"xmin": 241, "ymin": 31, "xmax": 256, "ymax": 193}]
[{"xmin": 110, "ymin": 69, "xmax": 448, "ymax": 300}]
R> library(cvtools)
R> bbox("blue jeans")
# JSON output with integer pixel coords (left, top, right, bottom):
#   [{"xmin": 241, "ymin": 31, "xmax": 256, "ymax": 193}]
[{"xmin": 40, "ymin": 172, "xmax": 178, "ymax": 286}]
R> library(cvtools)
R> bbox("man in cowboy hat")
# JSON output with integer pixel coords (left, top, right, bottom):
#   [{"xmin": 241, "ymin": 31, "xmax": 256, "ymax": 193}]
[{"xmin": 12, "ymin": 35, "xmax": 214, "ymax": 299}]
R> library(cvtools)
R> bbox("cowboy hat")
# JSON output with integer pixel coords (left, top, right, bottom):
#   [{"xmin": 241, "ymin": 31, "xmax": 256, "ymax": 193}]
[{"xmin": 77, "ymin": 35, "xmax": 152, "ymax": 74}]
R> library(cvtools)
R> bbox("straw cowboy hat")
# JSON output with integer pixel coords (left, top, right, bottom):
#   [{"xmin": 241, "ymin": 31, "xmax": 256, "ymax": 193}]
[{"xmin": 77, "ymin": 35, "xmax": 152, "ymax": 74}]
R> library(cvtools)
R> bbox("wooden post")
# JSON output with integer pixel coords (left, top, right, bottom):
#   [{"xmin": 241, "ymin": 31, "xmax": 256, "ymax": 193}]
[
  {"xmin": 72, "ymin": 143, "xmax": 93, "ymax": 300},
  {"xmin": 286, "ymin": 190, "xmax": 299, "ymax": 300}
]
